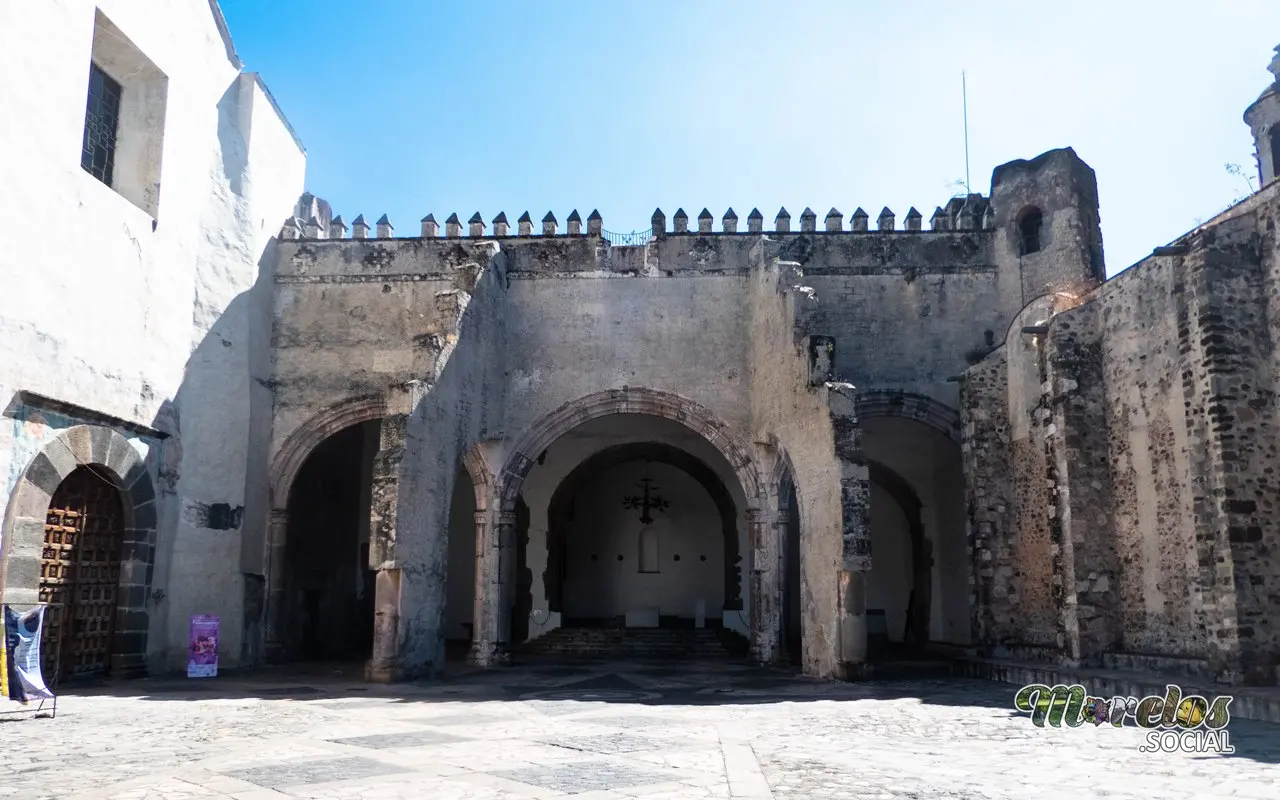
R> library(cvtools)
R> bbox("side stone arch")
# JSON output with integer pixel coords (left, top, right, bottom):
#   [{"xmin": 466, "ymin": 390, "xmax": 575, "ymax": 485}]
[
  {"xmin": 262, "ymin": 394, "xmax": 388, "ymax": 662},
  {"xmin": 0, "ymin": 424, "xmax": 159, "ymax": 676},
  {"xmin": 267, "ymin": 394, "xmax": 388, "ymax": 511},
  {"xmin": 855, "ymin": 390, "xmax": 961, "ymax": 445},
  {"xmin": 461, "ymin": 442, "xmax": 496, "ymax": 514}
]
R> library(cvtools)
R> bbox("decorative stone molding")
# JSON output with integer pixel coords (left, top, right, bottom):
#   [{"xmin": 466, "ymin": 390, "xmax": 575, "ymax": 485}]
[
  {"xmin": 267, "ymin": 394, "xmax": 388, "ymax": 511},
  {"xmin": 461, "ymin": 443, "xmax": 496, "ymax": 513},
  {"xmin": 855, "ymin": 390, "xmax": 961, "ymax": 445},
  {"xmin": 496, "ymin": 387, "xmax": 765, "ymax": 512}
]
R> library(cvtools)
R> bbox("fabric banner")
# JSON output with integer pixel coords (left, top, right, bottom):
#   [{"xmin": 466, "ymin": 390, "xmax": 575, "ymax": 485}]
[
  {"xmin": 1, "ymin": 606, "xmax": 55, "ymax": 704},
  {"xmin": 187, "ymin": 615, "xmax": 219, "ymax": 678}
]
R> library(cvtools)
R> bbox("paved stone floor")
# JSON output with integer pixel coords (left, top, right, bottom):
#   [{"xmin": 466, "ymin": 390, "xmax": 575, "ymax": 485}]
[{"xmin": 3, "ymin": 659, "xmax": 1280, "ymax": 799}]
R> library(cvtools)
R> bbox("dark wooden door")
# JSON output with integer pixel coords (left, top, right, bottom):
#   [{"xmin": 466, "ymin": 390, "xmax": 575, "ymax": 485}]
[{"xmin": 39, "ymin": 466, "xmax": 124, "ymax": 683}]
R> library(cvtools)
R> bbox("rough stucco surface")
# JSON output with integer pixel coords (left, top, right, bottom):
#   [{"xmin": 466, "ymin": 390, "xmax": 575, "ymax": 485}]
[{"xmin": 0, "ymin": 0, "xmax": 304, "ymax": 673}]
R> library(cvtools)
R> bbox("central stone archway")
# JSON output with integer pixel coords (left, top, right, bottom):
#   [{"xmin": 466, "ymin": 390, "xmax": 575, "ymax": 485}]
[{"xmin": 472, "ymin": 387, "xmax": 769, "ymax": 666}]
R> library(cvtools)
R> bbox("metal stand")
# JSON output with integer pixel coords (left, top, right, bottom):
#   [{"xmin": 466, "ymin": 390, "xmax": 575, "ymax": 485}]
[{"xmin": 0, "ymin": 602, "xmax": 60, "ymax": 721}]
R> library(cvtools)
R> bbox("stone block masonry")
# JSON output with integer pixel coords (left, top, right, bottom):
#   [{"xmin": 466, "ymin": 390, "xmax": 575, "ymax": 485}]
[{"xmin": 963, "ymin": 168, "xmax": 1280, "ymax": 686}]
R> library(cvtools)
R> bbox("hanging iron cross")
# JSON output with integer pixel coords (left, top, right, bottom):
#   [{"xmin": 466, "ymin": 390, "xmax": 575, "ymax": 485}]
[{"xmin": 622, "ymin": 475, "xmax": 670, "ymax": 525}]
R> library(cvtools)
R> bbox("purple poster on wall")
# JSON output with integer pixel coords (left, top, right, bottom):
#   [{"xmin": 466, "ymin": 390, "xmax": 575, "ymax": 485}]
[{"xmin": 187, "ymin": 615, "xmax": 219, "ymax": 678}]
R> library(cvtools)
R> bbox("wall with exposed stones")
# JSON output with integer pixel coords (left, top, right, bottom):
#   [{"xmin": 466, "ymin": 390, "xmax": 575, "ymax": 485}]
[{"xmin": 965, "ymin": 170, "xmax": 1280, "ymax": 685}]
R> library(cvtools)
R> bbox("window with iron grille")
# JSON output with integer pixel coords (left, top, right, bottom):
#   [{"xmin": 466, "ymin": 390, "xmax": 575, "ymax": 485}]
[{"xmin": 81, "ymin": 63, "xmax": 121, "ymax": 186}]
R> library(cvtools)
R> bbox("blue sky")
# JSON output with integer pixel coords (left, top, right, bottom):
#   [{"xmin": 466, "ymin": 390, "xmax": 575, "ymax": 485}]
[{"xmin": 219, "ymin": 1, "xmax": 1280, "ymax": 276}]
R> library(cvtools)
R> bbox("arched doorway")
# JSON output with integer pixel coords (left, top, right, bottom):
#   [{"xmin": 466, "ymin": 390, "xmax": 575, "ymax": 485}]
[
  {"xmin": 492, "ymin": 393, "xmax": 765, "ymax": 661},
  {"xmin": 39, "ymin": 465, "xmax": 126, "ymax": 683},
  {"xmin": 280, "ymin": 420, "xmax": 380, "ymax": 662},
  {"xmin": 861, "ymin": 414, "xmax": 970, "ymax": 654}
]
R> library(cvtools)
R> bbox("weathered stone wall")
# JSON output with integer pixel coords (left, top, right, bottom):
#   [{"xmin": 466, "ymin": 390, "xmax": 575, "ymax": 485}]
[
  {"xmin": 501, "ymin": 236, "xmax": 755, "ymax": 439},
  {"xmin": 1043, "ymin": 300, "xmax": 1122, "ymax": 664},
  {"xmin": 744, "ymin": 238, "xmax": 845, "ymax": 676},
  {"xmin": 784, "ymin": 233, "xmax": 1002, "ymax": 408},
  {"xmin": 1171, "ymin": 196, "xmax": 1280, "ymax": 684},
  {"xmin": 1074, "ymin": 256, "xmax": 1198, "ymax": 664},
  {"xmin": 0, "ymin": 0, "xmax": 304, "ymax": 673},
  {"xmin": 268, "ymin": 237, "xmax": 509, "ymax": 676},
  {"xmin": 269, "ymin": 147, "xmax": 1109, "ymax": 678},
  {"xmin": 960, "ymin": 348, "xmax": 1012, "ymax": 648},
  {"xmin": 967, "ymin": 173, "xmax": 1280, "ymax": 684}
]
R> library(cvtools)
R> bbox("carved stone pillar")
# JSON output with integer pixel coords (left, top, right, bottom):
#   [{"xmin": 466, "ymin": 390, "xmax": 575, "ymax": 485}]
[
  {"xmin": 498, "ymin": 510, "xmax": 517, "ymax": 655},
  {"xmin": 364, "ymin": 380, "xmax": 420, "ymax": 681},
  {"xmin": 470, "ymin": 509, "xmax": 503, "ymax": 666},
  {"xmin": 830, "ymin": 386, "xmax": 872, "ymax": 678},
  {"xmin": 838, "ymin": 569, "xmax": 868, "ymax": 671},
  {"xmin": 366, "ymin": 567, "xmax": 402, "ymax": 683},
  {"xmin": 472, "ymin": 508, "xmax": 517, "ymax": 666},
  {"xmin": 368, "ymin": 421, "xmax": 407, "ymax": 568},
  {"xmin": 263, "ymin": 509, "xmax": 289, "ymax": 662},
  {"xmin": 749, "ymin": 507, "xmax": 783, "ymax": 665}
]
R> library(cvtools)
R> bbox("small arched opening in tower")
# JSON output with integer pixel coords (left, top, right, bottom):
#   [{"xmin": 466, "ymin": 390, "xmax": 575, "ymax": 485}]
[
  {"xmin": 1016, "ymin": 207, "xmax": 1044, "ymax": 256},
  {"xmin": 1269, "ymin": 126, "xmax": 1280, "ymax": 182}
]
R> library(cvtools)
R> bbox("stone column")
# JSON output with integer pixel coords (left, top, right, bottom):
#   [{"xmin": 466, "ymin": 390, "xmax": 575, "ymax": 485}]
[
  {"xmin": 471, "ymin": 508, "xmax": 515, "ymax": 666},
  {"xmin": 499, "ymin": 510, "xmax": 517, "ymax": 653},
  {"xmin": 829, "ymin": 386, "xmax": 872, "ymax": 677},
  {"xmin": 366, "ymin": 567, "xmax": 402, "ymax": 682},
  {"xmin": 263, "ymin": 509, "xmax": 289, "ymax": 662},
  {"xmin": 364, "ymin": 380, "xmax": 421, "ymax": 682},
  {"xmin": 749, "ymin": 507, "xmax": 783, "ymax": 665}
]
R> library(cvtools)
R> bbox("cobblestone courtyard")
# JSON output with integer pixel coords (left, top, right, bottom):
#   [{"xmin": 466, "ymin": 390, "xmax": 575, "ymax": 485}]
[{"xmin": 3, "ymin": 660, "xmax": 1279, "ymax": 799}]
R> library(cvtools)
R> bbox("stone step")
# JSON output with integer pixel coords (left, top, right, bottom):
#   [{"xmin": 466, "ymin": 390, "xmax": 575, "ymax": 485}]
[{"xmin": 516, "ymin": 626, "xmax": 744, "ymax": 660}]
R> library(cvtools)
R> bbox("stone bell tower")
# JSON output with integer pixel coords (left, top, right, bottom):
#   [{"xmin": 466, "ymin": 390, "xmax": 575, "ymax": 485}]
[{"xmin": 1244, "ymin": 45, "xmax": 1280, "ymax": 188}]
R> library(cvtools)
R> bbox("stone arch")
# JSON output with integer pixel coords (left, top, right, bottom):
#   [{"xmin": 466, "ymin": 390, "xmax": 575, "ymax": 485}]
[
  {"xmin": 268, "ymin": 394, "xmax": 387, "ymax": 511},
  {"xmin": 498, "ymin": 387, "xmax": 764, "ymax": 511},
  {"xmin": 262, "ymin": 395, "xmax": 386, "ymax": 663},
  {"xmin": 770, "ymin": 442, "xmax": 806, "ymax": 664},
  {"xmin": 855, "ymin": 390, "xmax": 961, "ymax": 446},
  {"xmin": 461, "ymin": 443, "xmax": 495, "ymax": 513},
  {"xmin": 0, "ymin": 424, "xmax": 159, "ymax": 677},
  {"xmin": 769, "ymin": 444, "xmax": 806, "ymax": 527}
]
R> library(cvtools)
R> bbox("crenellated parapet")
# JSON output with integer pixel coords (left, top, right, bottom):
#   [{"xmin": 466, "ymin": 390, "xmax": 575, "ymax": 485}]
[{"xmin": 278, "ymin": 194, "xmax": 998, "ymax": 243}]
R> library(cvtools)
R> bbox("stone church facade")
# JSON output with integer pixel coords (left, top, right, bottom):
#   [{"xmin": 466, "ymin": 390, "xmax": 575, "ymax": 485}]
[{"xmin": 4, "ymin": 0, "xmax": 1280, "ymax": 688}]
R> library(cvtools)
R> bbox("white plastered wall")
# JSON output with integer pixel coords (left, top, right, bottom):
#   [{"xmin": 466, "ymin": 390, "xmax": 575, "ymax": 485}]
[
  {"xmin": 0, "ymin": 0, "xmax": 305, "ymax": 672},
  {"xmin": 562, "ymin": 461, "xmax": 723, "ymax": 620}
]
